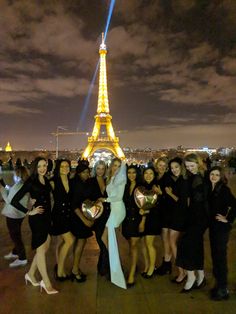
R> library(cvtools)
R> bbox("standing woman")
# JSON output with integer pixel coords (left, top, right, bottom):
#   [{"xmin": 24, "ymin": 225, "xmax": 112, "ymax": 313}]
[
  {"xmin": 1, "ymin": 166, "xmax": 29, "ymax": 267},
  {"xmin": 101, "ymin": 158, "xmax": 127, "ymax": 289},
  {"xmin": 89, "ymin": 160, "xmax": 110, "ymax": 276},
  {"xmin": 154, "ymin": 157, "xmax": 173, "ymax": 275},
  {"xmin": 176, "ymin": 153, "xmax": 208, "ymax": 292},
  {"xmin": 70, "ymin": 161, "xmax": 93, "ymax": 283},
  {"xmin": 139, "ymin": 166, "xmax": 161, "ymax": 279},
  {"xmin": 50, "ymin": 159, "xmax": 75, "ymax": 281},
  {"xmin": 11, "ymin": 157, "xmax": 58, "ymax": 294},
  {"xmin": 122, "ymin": 165, "xmax": 142, "ymax": 286},
  {"xmin": 208, "ymin": 166, "xmax": 236, "ymax": 300},
  {"xmin": 163, "ymin": 157, "xmax": 189, "ymax": 283}
]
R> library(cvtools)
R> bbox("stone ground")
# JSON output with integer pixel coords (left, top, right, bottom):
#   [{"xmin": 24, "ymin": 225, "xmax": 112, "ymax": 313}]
[{"xmin": 0, "ymin": 171, "xmax": 236, "ymax": 314}]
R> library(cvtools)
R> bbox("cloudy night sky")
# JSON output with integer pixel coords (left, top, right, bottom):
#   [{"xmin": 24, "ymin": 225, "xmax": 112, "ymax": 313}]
[{"xmin": 0, "ymin": 0, "xmax": 236, "ymax": 151}]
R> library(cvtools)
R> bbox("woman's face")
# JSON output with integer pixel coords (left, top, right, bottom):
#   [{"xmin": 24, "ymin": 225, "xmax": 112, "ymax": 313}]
[
  {"xmin": 96, "ymin": 164, "xmax": 106, "ymax": 177},
  {"xmin": 127, "ymin": 168, "xmax": 137, "ymax": 182},
  {"xmin": 209, "ymin": 169, "xmax": 221, "ymax": 185},
  {"xmin": 79, "ymin": 169, "xmax": 90, "ymax": 182},
  {"xmin": 144, "ymin": 169, "xmax": 155, "ymax": 183},
  {"xmin": 185, "ymin": 161, "xmax": 198, "ymax": 175},
  {"xmin": 170, "ymin": 162, "xmax": 181, "ymax": 177},
  {"xmin": 156, "ymin": 160, "xmax": 167, "ymax": 175},
  {"xmin": 111, "ymin": 160, "xmax": 121, "ymax": 175},
  {"xmin": 37, "ymin": 159, "xmax": 47, "ymax": 176},
  {"xmin": 60, "ymin": 161, "xmax": 70, "ymax": 176}
]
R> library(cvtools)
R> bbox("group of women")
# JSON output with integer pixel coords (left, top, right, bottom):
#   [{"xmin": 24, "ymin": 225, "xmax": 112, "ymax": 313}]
[{"xmin": 1, "ymin": 153, "xmax": 236, "ymax": 301}]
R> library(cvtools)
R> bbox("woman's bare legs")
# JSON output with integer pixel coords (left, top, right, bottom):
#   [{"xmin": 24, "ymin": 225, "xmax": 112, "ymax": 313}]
[
  {"xmin": 28, "ymin": 235, "xmax": 57, "ymax": 291},
  {"xmin": 57, "ymin": 232, "xmax": 75, "ymax": 277},
  {"xmin": 127, "ymin": 237, "xmax": 140, "ymax": 284},
  {"xmin": 141, "ymin": 237, "xmax": 149, "ymax": 273},
  {"xmin": 72, "ymin": 238, "xmax": 87, "ymax": 276},
  {"xmin": 145, "ymin": 235, "xmax": 156, "ymax": 276}
]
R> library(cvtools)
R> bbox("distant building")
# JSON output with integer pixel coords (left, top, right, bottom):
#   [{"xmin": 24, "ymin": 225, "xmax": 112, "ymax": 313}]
[{"xmin": 5, "ymin": 142, "xmax": 12, "ymax": 152}]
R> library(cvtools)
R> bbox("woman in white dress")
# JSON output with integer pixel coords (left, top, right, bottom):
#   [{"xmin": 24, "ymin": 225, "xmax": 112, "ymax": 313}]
[{"xmin": 101, "ymin": 158, "xmax": 127, "ymax": 289}]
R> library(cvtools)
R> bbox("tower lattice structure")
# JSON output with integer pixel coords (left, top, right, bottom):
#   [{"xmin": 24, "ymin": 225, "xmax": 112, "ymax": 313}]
[{"xmin": 82, "ymin": 34, "xmax": 125, "ymax": 159}]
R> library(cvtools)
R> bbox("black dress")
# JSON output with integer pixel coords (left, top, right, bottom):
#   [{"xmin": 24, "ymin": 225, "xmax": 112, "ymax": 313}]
[
  {"xmin": 11, "ymin": 177, "xmax": 52, "ymax": 250},
  {"xmin": 208, "ymin": 182, "xmax": 236, "ymax": 290},
  {"xmin": 162, "ymin": 174, "xmax": 189, "ymax": 231},
  {"xmin": 142, "ymin": 180, "xmax": 161, "ymax": 236},
  {"xmin": 87, "ymin": 177, "xmax": 110, "ymax": 275},
  {"xmin": 70, "ymin": 178, "xmax": 93, "ymax": 239},
  {"xmin": 176, "ymin": 173, "xmax": 208, "ymax": 270},
  {"xmin": 156, "ymin": 172, "xmax": 168, "ymax": 230},
  {"xmin": 122, "ymin": 183, "xmax": 142, "ymax": 239},
  {"xmin": 50, "ymin": 177, "xmax": 73, "ymax": 236}
]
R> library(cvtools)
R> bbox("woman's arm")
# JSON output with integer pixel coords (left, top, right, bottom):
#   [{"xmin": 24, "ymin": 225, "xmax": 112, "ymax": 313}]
[{"xmin": 11, "ymin": 179, "xmax": 32, "ymax": 213}]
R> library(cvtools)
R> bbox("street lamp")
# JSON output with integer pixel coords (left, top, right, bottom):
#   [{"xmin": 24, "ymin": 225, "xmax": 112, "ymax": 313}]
[{"xmin": 55, "ymin": 126, "xmax": 67, "ymax": 159}]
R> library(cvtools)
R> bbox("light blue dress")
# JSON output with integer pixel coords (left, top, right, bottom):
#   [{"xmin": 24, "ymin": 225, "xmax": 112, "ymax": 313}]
[{"xmin": 106, "ymin": 162, "xmax": 127, "ymax": 289}]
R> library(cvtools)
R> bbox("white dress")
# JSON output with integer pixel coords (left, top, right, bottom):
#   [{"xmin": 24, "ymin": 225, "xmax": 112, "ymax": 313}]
[{"xmin": 106, "ymin": 162, "xmax": 127, "ymax": 289}]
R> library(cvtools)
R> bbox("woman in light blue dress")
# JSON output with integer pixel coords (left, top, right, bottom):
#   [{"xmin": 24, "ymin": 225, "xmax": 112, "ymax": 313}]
[{"xmin": 101, "ymin": 158, "xmax": 127, "ymax": 289}]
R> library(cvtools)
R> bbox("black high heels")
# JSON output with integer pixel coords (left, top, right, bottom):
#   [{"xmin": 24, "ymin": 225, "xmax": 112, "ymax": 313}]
[
  {"xmin": 181, "ymin": 280, "xmax": 197, "ymax": 293},
  {"xmin": 195, "ymin": 277, "xmax": 206, "ymax": 289},
  {"xmin": 71, "ymin": 272, "xmax": 86, "ymax": 283},
  {"xmin": 54, "ymin": 264, "xmax": 71, "ymax": 282}
]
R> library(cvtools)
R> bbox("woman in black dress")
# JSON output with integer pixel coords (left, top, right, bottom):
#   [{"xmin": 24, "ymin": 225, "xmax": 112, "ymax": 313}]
[
  {"xmin": 163, "ymin": 157, "xmax": 189, "ymax": 283},
  {"xmin": 11, "ymin": 157, "xmax": 58, "ymax": 294},
  {"xmin": 122, "ymin": 165, "xmax": 142, "ymax": 286},
  {"xmin": 50, "ymin": 159, "xmax": 75, "ymax": 281},
  {"xmin": 139, "ymin": 166, "xmax": 161, "ymax": 278},
  {"xmin": 208, "ymin": 166, "xmax": 236, "ymax": 300},
  {"xmin": 70, "ymin": 161, "xmax": 93, "ymax": 282},
  {"xmin": 88, "ymin": 160, "xmax": 110, "ymax": 276},
  {"xmin": 154, "ymin": 157, "xmax": 173, "ymax": 275},
  {"xmin": 176, "ymin": 153, "xmax": 208, "ymax": 292}
]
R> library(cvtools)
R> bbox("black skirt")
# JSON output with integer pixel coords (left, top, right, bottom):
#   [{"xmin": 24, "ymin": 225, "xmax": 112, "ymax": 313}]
[
  {"xmin": 70, "ymin": 212, "xmax": 93, "ymax": 239},
  {"xmin": 29, "ymin": 210, "xmax": 51, "ymax": 250},
  {"xmin": 122, "ymin": 207, "xmax": 142, "ymax": 239}
]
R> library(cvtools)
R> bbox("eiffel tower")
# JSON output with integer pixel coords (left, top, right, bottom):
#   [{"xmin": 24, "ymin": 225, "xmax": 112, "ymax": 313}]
[{"xmin": 82, "ymin": 34, "xmax": 125, "ymax": 159}]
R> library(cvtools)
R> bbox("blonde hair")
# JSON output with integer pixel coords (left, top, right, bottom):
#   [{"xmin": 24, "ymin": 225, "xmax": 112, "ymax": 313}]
[
  {"xmin": 184, "ymin": 153, "xmax": 206, "ymax": 176},
  {"xmin": 91, "ymin": 160, "xmax": 107, "ymax": 178},
  {"xmin": 106, "ymin": 158, "xmax": 121, "ymax": 185}
]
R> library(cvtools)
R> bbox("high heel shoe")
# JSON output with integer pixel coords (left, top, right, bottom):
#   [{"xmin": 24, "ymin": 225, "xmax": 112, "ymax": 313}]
[
  {"xmin": 181, "ymin": 280, "xmax": 197, "ymax": 293},
  {"xmin": 127, "ymin": 282, "xmax": 135, "ymax": 288},
  {"xmin": 195, "ymin": 277, "xmax": 206, "ymax": 289},
  {"xmin": 54, "ymin": 265, "xmax": 70, "ymax": 282},
  {"xmin": 70, "ymin": 272, "xmax": 86, "ymax": 283},
  {"xmin": 25, "ymin": 273, "xmax": 40, "ymax": 287},
  {"xmin": 40, "ymin": 280, "xmax": 58, "ymax": 295}
]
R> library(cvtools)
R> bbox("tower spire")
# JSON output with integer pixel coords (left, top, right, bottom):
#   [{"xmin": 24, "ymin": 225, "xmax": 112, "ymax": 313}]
[
  {"xmin": 82, "ymin": 34, "xmax": 125, "ymax": 159},
  {"xmin": 97, "ymin": 33, "xmax": 109, "ymax": 114}
]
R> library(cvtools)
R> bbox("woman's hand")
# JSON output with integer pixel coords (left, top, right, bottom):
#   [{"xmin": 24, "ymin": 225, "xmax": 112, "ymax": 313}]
[
  {"xmin": 165, "ymin": 186, "xmax": 172, "ymax": 195},
  {"xmin": 152, "ymin": 184, "xmax": 162, "ymax": 195},
  {"xmin": 215, "ymin": 214, "xmax": 228, "ymax": 223},
  {"xmin": 139, "ymin": 208, "xmax": 150, "ymax": 216},
  {"xmin": 98, "ymin": 197, "xmax": 107, "ymax": 203},
  {"xmin": 28, "ymin": 206, "xmax": 45, "ymax": 216},
  {"xmin": 138, "ymin": 217, "xmax": 146, "ymax": 233}
]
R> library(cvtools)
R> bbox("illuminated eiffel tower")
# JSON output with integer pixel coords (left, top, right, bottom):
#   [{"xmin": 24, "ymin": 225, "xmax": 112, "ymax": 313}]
[{"xmin": 82, "ymin": 34, "xmax": 125, "ymax": 159}]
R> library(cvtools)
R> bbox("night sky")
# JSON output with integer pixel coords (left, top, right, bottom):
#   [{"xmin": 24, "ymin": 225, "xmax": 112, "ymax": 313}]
[{"xmin": 0, "ymin": 0, "xmax": 236, "ymax": 150}]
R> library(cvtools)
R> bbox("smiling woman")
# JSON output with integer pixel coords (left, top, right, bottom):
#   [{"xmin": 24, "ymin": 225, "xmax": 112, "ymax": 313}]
[{"xmin": 11, "ymin": 157, "xmax": 58, "ymax": 294}]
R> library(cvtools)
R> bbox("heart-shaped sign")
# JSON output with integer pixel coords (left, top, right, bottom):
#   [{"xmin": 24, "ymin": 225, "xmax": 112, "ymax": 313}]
[
  {"xmin": 134, "ymin": 186, "xmax": 158, "ymax": 210},
  {"xmin": 82, "ymin": 199, "xmax": 104, "ymax": 220}
]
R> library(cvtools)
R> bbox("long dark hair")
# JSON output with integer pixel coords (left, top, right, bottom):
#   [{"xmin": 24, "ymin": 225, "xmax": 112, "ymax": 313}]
[
  {"xmin": 142, "ymin": 166, "xmax": 157, "ymax": 186},
  {"xmin": 30, "ymin": 157, "xmax": 47, "ymax": 179},
  {"xmin": 53, "ymin": 159, "xmax": 71, "ymax": 179},
  {"xmin": 126, "ymin": 165, "xmax": 141, "ymax": 187}
]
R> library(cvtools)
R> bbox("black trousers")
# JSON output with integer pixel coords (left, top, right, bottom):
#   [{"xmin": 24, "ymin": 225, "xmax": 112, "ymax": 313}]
[
  {"xmin": 93, "ymin": 204, "xmax": 110, "ymax": 275},
  {"xmin": 6, "ymin": 217, "xmax": 26, "ymax": 260},
  {"xmin": 209, "ymin": 222, "xmax": 231, "ymax": 289}
]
